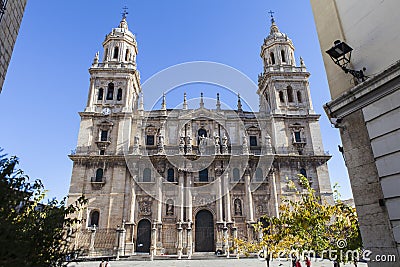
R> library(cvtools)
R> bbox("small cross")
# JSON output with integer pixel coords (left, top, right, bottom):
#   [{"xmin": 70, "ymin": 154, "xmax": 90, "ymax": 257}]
[
  {"xmin": 122, "ymin": 6, "xmax": 129, "ymax": 19},
  {"xmin": 268, "ymin": 10, "xmax": 275, "ymax": 23}
]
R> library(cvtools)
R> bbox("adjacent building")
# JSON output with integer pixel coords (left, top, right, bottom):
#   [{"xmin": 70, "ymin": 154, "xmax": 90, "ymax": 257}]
[
  {"xmin": 0, "ymin": 0, "xmax": 28, "ymax": 92},
  {"xmin": 67, "ymin": 15, "xmax": 333, "ymax": 257},
  {"xmin": 310, "ymin": 0, "xmax": 400, "ymax": 265}
]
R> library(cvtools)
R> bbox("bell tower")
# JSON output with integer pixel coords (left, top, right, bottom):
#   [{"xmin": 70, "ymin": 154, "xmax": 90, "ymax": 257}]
[
  {"xmin": 85, "ymin": 14, "xmax": 141, "ymax": 114},
  {"xmin": 258, "ymin": 14, "xmax": 313, "ymax": 116}
]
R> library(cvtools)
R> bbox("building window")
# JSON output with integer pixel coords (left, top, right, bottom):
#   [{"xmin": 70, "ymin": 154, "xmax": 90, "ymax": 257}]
[
  {"xmin": 199, "ymin": 168, "xmax": 208, "ymax": 182},
  {"xmin": 281, "ymin": 50, "xmax": 286, "ymax": 63},
  {"xmin": 294, "ymin": 131, "xmax": 301, "ymax": 143},
  {"xmin": 125, "ymin": 49, "xmax": 130, "ymax": 61},
  {"xmin": 98, "ymin": 88, "xmax": 104, "ymax": 100},
  {"xmin": 287, "ymin": 86, "xmax": 294, "ymax": 102},
  {"xmin": 255, "ymin": 168, "xmax": 263, "ymax": 181},
  {"xmin": 89, "ymin": 210, "xmax": 100, "ymax": 227},
  {"xmin": 106, "ymin": 83, "xmax": 114, "ymax": 100},
  {"xmin": 100, "ymin": 130, "xmax": 108, "ymax": 141},
  {"xmin": 297, "ymin": 91, "xmax": 302, "ymax": 103},
  {"xmin": 279, "ymin": 91, "xmax": 285, "ymax": 103},
  {"xmin": 146, "ymin": 135, "xmax": 155, "ymax": 145},
  {"xmin": 99, "ymin": 150, "xmax": 105, "ymax": 155},
  {"xmin": 270, "ymin": 52, "xmax": 275, "ymax": 64},
  {"xmin": 167, "ymin": 168, "xmax": 174, "ymax": 182},
  {"xmin": 113, "ymin": 46, "xmax": 119, "ymax": 59},
  {"xmin": 250, "ymin": 136, "xmax": 257, "ymax": 146},
  {"xmin": 117, "ymin": 88, "xmax": 123, "ymax": 101},
  {"xmin": 95, "ymin": 168, "xmax": 103, "ymax": 182},
  {"xmin": 233, "ymin": 168, "xmax": 240, "ymax": 182},
  {"xmin": 300, "ymin": 168, "xmax": 307, "ymax": 177},
  {"xmin": 143, "ymin": 168, "xmax": 151, "ymax": 182}
]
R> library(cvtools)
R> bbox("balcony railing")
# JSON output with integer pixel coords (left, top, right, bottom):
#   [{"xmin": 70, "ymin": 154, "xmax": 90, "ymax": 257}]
[{"xmin": 91, "ymin": 177, "xmax": 106, "ymax": 184}]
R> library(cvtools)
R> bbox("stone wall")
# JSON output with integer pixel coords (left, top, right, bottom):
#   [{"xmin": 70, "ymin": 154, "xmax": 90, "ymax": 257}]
[{"xmin": 0, "ymin": 0, "xmax": 27, "ymax": 92}]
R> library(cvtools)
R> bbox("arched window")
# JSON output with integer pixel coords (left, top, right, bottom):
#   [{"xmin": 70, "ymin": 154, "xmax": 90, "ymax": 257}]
[
  {"xmin": 281, "ymin": 50, "xmax": 286, "ymax": 63},
  {"xmin": 233, "ymin": 168, "xmax": 240, "ymax": 182},
  {"xmin": 143, "ymin": 168, "xmax": 151, "ymax": 182},
  {"xmin": 255, "ymin": 168, "xmax": 263, "ymax": 181},
  {"xmin": 199, "ymin": 168, "xmax": 208, "ymax": 182},
  {"xmin": 125, "ymin": 49, "xmax": 130, "ymax": 61},
  {"xmin": 270, "ymin": 52, "xmax": 276, "ymax": 65},
  {"xmin": 98, "ymin": 88, "xmax": 104, "ymax": 100},
  {"xmin": 279, "ymin": 91, "xmax": 285, "ymax": 103},
  {"xmin": 95, "ymin": 168, "xmax": 103, "ymax": 182},
  {"xmin": 117, "ymin": 88, "xmax": 123, "ymax": 101},
  {"xmin": 297, "ymin": 91, "xmax": 302, "ymax": 103},
  {"xmin": 106, "ymin": 83, "xmax": 114, "ymax": 100},
  {"xmin": 89, "ymin": 210, "xmax": 100, "ymax": 227},
  {"xmin": 104, "ymin": 48, "xmax": 108, "ymax": 61},
  {"xmin": 300, "ymin": 168, "xmax": 307, "ymax": 177},
  {"xmin": 166, "ymin": 199, "xmax": 174, "ymax": 215},
  {"xmin": 287, "ymin": 86, "xmax": 294, "ymax": 103},
  {"xmin": 234, "ymin": 199, "xmax": 242, "ymax": 216},
  {"xmin": 113, "ymin": 46, "xmax": 119, "ymax": 59},
  {"xmin": 167, "ymin": 168, "xmax": 174, "ymax": 182}
]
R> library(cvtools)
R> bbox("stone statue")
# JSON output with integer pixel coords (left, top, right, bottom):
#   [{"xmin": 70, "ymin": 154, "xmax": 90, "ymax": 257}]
[
  {"xmin": 179, "ymin": 135, "xmax": 185, "ymax": 154},
  {"xmin": 199, "ymin": 134, "xmax": 206, "ymax": 155},
  {"xmin": 234, "ymin": 199, "xmax": 242, "ymax": 216},
  {"xmin": 158, "ymin": 134, "xmax": 165, "ymax": 154},
  {"xmin": 242, "ymin": 133, "xmax": 249, "ymax": 154}
]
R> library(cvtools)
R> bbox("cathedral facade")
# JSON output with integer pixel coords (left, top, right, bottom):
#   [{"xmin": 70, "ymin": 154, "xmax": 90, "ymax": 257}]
[{"xmin": 68, "ymin": 16, "xmax": 333, "ymax": 257}]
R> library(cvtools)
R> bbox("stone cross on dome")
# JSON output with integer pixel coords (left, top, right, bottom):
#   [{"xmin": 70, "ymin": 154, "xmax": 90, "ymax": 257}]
[
  {"xmin": 122, "ymin": 6, "xmax": 129, "ymax": 19},
  {"xmin": 268, "ymin": 10, "xmax": 275, "ymax": 24}
]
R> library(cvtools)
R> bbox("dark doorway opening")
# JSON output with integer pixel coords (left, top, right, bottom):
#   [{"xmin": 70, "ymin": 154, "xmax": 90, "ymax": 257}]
[
  {"xmin": 195, "ymin": 210, "xmax": 214, "ymax": 252},
  {"xmin": 136, "ymin": 219, "xmax": 151, "ymax": 253}
]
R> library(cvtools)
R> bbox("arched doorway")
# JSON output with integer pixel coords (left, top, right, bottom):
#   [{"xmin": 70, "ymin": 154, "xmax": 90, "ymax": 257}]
[
  {"xmin": 136, "ymin": 219, "xmax": 151, "ymax": 253},
  {"xmin": 195, "ymin": 210, "xmax": 214, "ymax": 252}
]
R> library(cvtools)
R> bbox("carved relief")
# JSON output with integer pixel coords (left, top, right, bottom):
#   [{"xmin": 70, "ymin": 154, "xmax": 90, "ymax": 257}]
[{"xmin": 138, "ymin": 196, "xmax": 153, "ymax": 216}]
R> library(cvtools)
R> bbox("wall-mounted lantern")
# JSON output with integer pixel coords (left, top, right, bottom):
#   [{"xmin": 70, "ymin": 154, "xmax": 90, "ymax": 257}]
[{"xmin": 326, "ymin": 40, "xmax": 367, "ymax": 83}]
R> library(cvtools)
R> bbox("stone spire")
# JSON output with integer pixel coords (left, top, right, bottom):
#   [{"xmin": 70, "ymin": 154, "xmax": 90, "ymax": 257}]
[
  {"xmin": 216, "ymin": 93, "xmax": 221, "ymax": 111},
  {"xmin": 183, "ymin": 92, "xmax": 188, "ymax": 110},
  {"xmin": 200, "ymin": 92, "xmax": 204, "ymax": 108},
  {"xmin": 237, "ymin": 93, "xmax": 243, "ymax": 111},
  {"xmin": 161, "ymin": 92, "xmax": 166, "ymax": 110}
]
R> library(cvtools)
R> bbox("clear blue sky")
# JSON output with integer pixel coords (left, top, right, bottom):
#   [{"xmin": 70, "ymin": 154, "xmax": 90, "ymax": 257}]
[{"xmin": 0, "ymin": 0, "xmax": 353, "ymax": 200}]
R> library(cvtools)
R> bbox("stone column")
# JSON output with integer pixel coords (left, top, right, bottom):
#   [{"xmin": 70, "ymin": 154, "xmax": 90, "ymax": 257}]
[
  {"xmin": 271, "ymin": 172, "xmax": 279, "ymax": 218},
  {"xmin": 224, "ymin": 171, "xmax": 232, "ymax": 222},
  {"xmin": 217, "ymin": 175, "xmax": 223, "ymax": 222},
  {"xmin": 89, "ymin": 225, "xmax": 96, "ymax": 256},
  {"xmin": 157, "ymin": 176, "xmax": 163, "ymax": 223},
  {"xmin": 244, "ymin": 169, "xmax": 254, "ymax": 222},
  {"xmin": 150, "ymin": 222, "xmax": 157, "ymax": 260},
  {"xmin": 223, "ymin": 222, "xmax": 229, "ymax": 256},
  {"xmin": 186, "ymin": 221, "xmax": 193, "ymax": 259},
  {"xmin": 232, "ymin": 224, "xmax": 238, "ymax": 255},
  {"xmin": 177, "ymin": 221, "xmax": 183, "ymax": 259},
  {"xmin": 116, "ymin": 222, "xmax": 126, "ymax": 260},
  {"xmin": 186, "ymin": 172, "xmax": 193, "ymax": 222},
  {"xmin": 178, "ymin": 171, "xmax": 184, "ymax": 221}
]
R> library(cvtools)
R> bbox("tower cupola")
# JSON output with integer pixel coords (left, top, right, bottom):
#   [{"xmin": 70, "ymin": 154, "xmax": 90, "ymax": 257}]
[
  {"xmin": 260, "ymin": 15, "xmax": 296, "ymax": 68},
  {"xmin": 102, "ymin": 16, "xmax": 138, "ymax": 66}
]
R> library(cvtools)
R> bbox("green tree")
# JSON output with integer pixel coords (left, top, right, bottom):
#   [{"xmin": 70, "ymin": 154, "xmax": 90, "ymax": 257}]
[
  {"xmin": 236, "ymin": 175, "xmax": 362, "ymax": 266},
  {"xmin": 0, "ymin": 150, "xmax": 87, "ymax": 267}
]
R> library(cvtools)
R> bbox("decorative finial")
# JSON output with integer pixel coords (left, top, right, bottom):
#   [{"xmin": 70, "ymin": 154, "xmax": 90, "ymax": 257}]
[
  {"xmin": 237, "ymin": 93, "xmax": 242, "ymax": 111},
  {"xmin": 216, "ymin": 93, "xmax": 221, "ymax": 111},
  {"xmin": 93, "ymin": 51, "xmax": 99, "ymax": 65},
  {"xmin": 183, "ymin": 92, "xmax": 188, "ymax": 110},
  {"xmin": 161, "ymin": 92, "xmax": 166, "ymax": 110},
  {"xmin": 268, "ymin": 10, "xmax": 275, "ymax": 24},
  {"xmin": 300, "ymin": 56, "xmax": 306, "ymax": 67},
  {"xmin": 122, "ymin": 6, "xmax": 129, "ymax": 19},
  {"xmin": 200, "ymin": 92, "xmax": 204, "ymax": 108}
]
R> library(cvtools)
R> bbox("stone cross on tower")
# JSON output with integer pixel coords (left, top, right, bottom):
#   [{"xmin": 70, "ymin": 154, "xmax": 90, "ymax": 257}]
[
  {"xmin": 122, "ymin": 6, "xmax": 129, "ymax": 19},
  {"xmin": 268, "ymin": 10, "xmax": 275, "ymax": 23}
]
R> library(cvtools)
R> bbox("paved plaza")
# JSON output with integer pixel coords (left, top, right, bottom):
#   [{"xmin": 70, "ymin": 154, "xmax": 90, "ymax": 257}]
[{"xmin": 69, "ymin": 258, "xmax": 367, "ymax": 267}]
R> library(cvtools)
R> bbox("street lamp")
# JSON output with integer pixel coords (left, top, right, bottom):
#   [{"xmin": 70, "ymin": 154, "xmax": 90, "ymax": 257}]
[{"xmin": 326, "ymin": 40, "xmax": 367, "ymax": 82}]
